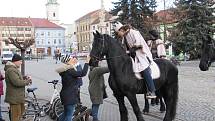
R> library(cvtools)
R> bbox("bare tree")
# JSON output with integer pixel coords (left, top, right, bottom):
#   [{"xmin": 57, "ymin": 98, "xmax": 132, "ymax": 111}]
[{"xmin": 4, "ymin": 28, "xmax": 35, "ymax": 76}]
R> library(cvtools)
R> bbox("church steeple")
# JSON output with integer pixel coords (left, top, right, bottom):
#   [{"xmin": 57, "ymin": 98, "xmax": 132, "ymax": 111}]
[{"xmin": 46, "ymin": 0, "xmax": 60, "ymax": 24}]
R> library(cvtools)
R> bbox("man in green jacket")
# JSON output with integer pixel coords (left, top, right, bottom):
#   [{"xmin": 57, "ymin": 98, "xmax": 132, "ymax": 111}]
[
  {"xmin": 4, "ymin": 54, "xmax": 32, "ymax": 121},
  {"xmin": 88, "ymin": 60, "xmax": 109, "ymax": 121}
]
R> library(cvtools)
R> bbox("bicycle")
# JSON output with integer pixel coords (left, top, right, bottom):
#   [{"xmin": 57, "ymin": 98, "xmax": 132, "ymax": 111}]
[
  {"xmin": 45, "ymin": 80, "xmax": 61, "ymax": 119},
  {"xmin": 22, "ymin": 87, "xmax": 47, "ymax": 121},
  {"xmin": 47, "ymin": 79, "xmax": 91, "ymax": 121}
]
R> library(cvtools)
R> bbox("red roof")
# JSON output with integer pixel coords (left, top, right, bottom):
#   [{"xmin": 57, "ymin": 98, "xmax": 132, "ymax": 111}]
[
  {"xmin": 75, "ymin": 9, "xmax": 100, "ymax": 22},
  {"xmin": 30, "ymin": 18, "xmax": 64, "ymax": 29},
  {"xmin": 0, "ymin": 17, "xmax": 32, "ymax": 26},
  {"xmin": 154, "ymin": 9, "xmax": 178, "ymax": 24},
  {"xmin": 0, "ymin": 17, "xmax": 64, "ymax": 29}
]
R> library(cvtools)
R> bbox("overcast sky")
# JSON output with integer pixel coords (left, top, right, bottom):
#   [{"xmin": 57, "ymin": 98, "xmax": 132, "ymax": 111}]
[{"xmin": 0, "ymin": 0, "xmax": 174, "ymax": 24}]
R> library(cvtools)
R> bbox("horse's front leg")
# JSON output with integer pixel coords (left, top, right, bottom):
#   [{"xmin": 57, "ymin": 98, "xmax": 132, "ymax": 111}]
[
  {"xmin": 160, "ymin": 97, "xmax": 166, "ymax": 113},
  {"xmin": 114, "ymin": 93, "xmax": 128, "ymax": 121},
  {"xmin": 127, "ymin": 93, "xmax": 145, "ymax": 121}
]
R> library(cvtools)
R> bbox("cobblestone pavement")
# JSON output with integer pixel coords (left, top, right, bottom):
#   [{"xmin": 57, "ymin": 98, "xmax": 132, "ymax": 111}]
[{"xmin": 0, "ymin": 58, "xmax": 214, "ymax": 121}]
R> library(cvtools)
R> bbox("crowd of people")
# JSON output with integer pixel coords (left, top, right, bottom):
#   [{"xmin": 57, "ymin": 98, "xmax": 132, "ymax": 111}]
[{"xmin": 0, "ymin": 21, "xmax": 166, "ymax": 121}]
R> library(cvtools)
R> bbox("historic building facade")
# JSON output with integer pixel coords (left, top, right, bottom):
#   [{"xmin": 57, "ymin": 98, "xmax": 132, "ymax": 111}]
[
  {"xmin": 0, "ymin": 17, "xmax": 34, "ymax": 55},
  {"xmin": 31, "ymin": 18, "xmax": 65, "ymax": 56},
  {"xmin": 0, "ymin": 17, "xmax": 65, "ymax": 56}
]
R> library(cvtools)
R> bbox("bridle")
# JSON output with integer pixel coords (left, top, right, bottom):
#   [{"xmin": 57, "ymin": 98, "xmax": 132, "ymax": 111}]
[{"xmin": 91, "ymin": 34, "xmax": 127, "ymax": 61}]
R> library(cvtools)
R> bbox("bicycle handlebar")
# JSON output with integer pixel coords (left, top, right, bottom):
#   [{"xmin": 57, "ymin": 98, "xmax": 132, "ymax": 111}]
[{"xmin": 48, "ymin": 80, "xmax": 59, "ymax": 84}]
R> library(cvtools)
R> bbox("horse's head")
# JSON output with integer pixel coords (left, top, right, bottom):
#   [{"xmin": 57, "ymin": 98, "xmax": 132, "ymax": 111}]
[
  {"xmin": 90, "ymin": 31, "xmax": 108, "ymax": 64},
  {"xmin": 199, "ymin": 36, "xmax": 215, "ymax": 71}
]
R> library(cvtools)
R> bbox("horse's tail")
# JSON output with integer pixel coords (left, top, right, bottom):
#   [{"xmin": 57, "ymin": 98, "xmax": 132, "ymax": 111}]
[
  {"xmin": 171, "ymin": 75, "xmax": 178, "ymax": 120},
  {"xmin": 168, "ymin": 66, "xmax": 179, "ymax": 120}
]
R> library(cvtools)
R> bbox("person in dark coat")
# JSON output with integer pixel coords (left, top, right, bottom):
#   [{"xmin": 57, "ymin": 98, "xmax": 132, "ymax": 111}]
[
  {"xmin": 0, "ymin": 71, "xmax": 5, "ymax": 121},
  {"xmin": 88, "ymin": 60, "xmax": 109, "ymax": 121},
  {"xmin": 56, "ymin": 55, "xmax": 90, "ymax": 121}
]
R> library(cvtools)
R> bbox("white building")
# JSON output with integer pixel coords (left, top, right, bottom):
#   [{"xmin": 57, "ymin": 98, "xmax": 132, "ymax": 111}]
[
  {"xmin": 60, "ymin": 23, "xmax": 78, "ymax": 53},
  {"xmin": 30, "ymin": 18, "xmax": 65, "ymax": 56}
]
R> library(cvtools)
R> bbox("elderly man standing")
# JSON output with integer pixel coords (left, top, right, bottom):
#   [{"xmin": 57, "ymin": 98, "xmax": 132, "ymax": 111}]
[{"xmin": 4, "ymin": 54, "xmax": 32, "ymax": 121}]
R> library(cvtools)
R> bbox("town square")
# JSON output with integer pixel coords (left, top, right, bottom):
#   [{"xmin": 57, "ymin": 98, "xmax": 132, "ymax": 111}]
[{"xmin": 0, "ymin": 0, "xmax": 214, "ymax": 121}]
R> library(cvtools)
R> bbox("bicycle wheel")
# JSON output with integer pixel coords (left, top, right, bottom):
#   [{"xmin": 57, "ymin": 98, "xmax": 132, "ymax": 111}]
[{"xmin": 53, "ymin": 98, "xmax": 64, "ymax": 118}]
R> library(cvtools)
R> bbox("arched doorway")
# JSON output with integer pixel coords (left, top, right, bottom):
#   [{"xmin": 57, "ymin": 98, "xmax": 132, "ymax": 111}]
[{"xmin": 47, "ymin": 47, "xmax": 51, "ymax": 56}]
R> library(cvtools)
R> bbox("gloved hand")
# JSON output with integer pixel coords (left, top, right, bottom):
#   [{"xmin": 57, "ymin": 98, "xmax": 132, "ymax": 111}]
[
  {"xmin": 129, "ymin": 47, "xmax": 136, "ymax": 59},
  {"xmin": 129, "ymin": 46, "xmax": 142, "ymax": 59}
]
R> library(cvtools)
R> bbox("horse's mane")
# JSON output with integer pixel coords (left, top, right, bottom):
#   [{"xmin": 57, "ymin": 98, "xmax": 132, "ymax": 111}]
[{"xmin": 103, "ymin": 34, "xmax": 127, "ymax": 54}]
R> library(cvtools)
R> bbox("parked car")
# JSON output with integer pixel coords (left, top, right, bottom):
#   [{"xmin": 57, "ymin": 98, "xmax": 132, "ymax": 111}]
[{"xmin": 1, "ymin": 51, "xmax": 13, "ymax": 64}]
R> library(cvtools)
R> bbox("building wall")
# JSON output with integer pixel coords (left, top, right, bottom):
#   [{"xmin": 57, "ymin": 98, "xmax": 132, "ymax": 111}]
[
  {"xmin": 76, "ymin": 19, "xmax": 94, "ymax": 52},
  {"xmin": 35, "ymin": 28, "xmax": 65, "ymax": 56},
  {"xmin": 0, "ymin": 26, "xmax": 34, "ymax": 55},
  {"xmin": 60, "ymin": 23, "xmax": 77, "ymax": 53},
  {"xmin": 75, "ymin": 10, "xmax": 101, "ymax": 52}
]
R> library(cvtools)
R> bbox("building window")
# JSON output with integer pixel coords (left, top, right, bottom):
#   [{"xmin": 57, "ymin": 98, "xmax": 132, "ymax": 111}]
[
  {"xmin": 58, "ymin": 33, "xmax": 61, "ymax": 36},
  {"xmin": 5, "ymin": 40, "xmax": 9, "ymax": 46},
  {"xmin": 17, "ymin": 28, "xmax": 24, "ymax": 31},
  {"xmin": 53, "ymin": 12, "xmax": 56, "ymax": 17},
  {"xmin": 25, "ymin": 34, "xmax": 31, "ymax": 37},
  {"xmin": 88, "ymin": 33, "xmax": 90, "ymax": 40},
  {"xmin": 59, "ymin": 39, "xmax": 61, "ymax": 44},
  {"xmin": 25, "ymin": 28, "xmax": 31, "ymax": 31},
  {"xmin": 41, "ymin": 39, "xmax": 44, "ymax": 44},
  {"xmin": 93, "ymin": 26, "xmax": 95, "ymax": 30},
  {"xmin": 37, "ymin": 41, "xmax": 39, "ymax": 45},
  {"xmin": 41, "ymin": 32, "xmax": 44, "ymax": 36},
  {"xmin": 54, "ymin": 39, "xmax": 56, "ymax": 44},
  {"xmin": 2, "ymin": 34, "xmax": 6, "ymax": 37},
  {"xmin": 106, "ymin": 23, "xmax": 109, "ymax": 27},
  {"xmin": 48, "ymin": 32, "xmax": 50, "ymax": 36},
  {"xmin": 48, "ymin": 40, "xmax": 50, "ymax": 44}
]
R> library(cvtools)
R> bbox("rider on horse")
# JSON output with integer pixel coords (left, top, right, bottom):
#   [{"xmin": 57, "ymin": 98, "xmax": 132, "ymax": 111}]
[
  {"xmin": 114, "ymin": 22, "xmax": 156, "ymax": 99},
  {"xmin": 148, "ymin": 30, "xmax": 166, "ymax": 59}
]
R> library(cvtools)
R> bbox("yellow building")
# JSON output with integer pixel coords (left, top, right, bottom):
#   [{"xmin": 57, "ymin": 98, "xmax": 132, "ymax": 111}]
[{"xmin": 75, "ymin": 9, "xmax": 100, "ymax": 52}]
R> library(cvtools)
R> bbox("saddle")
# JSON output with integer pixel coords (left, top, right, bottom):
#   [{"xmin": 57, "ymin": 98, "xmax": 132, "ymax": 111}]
[{"xmin": 134, "ymin": 61, "xmax": 160, "ymax": 80}]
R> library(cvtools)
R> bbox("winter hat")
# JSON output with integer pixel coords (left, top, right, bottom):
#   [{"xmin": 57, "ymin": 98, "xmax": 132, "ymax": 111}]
[
  {"xmin": 149, "ymin": 30, "xmax": 159, "ymax": 39},
  {"xmin": 12, "ymin": 54, "xmax": 23, "ymax": 62},
  {"xmin": 113, "ymin": 21, "xmax": 124, "ymax": 32},
  {"xmin": 61, "ymin": 54, "xmax": 71, "ymax": 64}
]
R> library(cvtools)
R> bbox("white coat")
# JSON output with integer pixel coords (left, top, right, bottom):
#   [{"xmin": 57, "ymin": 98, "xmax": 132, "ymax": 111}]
[{"xmin": 123, "ymin": 29, "xmax": 153, "ymax": 73}]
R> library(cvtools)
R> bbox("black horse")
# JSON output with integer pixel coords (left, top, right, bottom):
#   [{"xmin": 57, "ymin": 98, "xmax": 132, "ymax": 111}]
[
  {"xmin": 90, "ymin": 31, "xmax": 178, "ymax": 121},
  {"xmin": 199, "ymin": 35, "xmax": 215, "ymax": 71}
]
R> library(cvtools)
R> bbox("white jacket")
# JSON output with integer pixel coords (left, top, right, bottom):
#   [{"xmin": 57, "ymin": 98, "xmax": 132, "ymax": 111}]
[{"xmin": 123, "ymin": 29, "xmax": 153, "ymax": 72}]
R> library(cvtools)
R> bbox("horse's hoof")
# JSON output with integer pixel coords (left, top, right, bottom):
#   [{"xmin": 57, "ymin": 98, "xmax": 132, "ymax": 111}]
[
  {"xmin": 142, "ymin": 109, "xmax": 149, "ymax": 114},
  {"xmin": 160, "ymin": 107, "xmax": 166, "ymax": 112}
]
